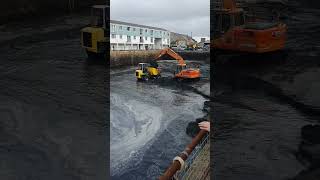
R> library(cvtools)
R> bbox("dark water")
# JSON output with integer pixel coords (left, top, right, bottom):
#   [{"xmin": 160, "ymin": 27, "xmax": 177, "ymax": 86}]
[
  {"xmin": 213, "ymin": 2, "xmax": 320, "ymax": 180},
  {"xmin": 110, "ymin": 61, "xmax": 210, "ymax": 180},
  {"xmin": 0, "ymin": 33, "xmax": 108, "ymax": 179},
  {"xmin": 213, "ymin": 90, "xmax": 312, "ymax": 180}
]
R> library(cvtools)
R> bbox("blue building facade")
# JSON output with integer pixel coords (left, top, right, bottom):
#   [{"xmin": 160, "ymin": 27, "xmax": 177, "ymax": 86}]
[{"xmin": 110, "ymin": 20, "xmax": 170, "ymax": 50}]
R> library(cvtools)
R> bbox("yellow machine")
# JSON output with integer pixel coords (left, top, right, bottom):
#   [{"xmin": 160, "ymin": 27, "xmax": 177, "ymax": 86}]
[
  {"xmin": 135, "ymin": 63, "xmax": 160, "ymax": 81},
  {"xmin": 81, "ymin": 5, "xmax": 109, "ymax": 59}
]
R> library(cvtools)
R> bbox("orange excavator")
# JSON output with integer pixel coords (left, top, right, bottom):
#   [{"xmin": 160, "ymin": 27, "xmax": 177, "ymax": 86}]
[
  {"xmin": 213, "ymin": 0, "xmax": 287, "ymax": 54},
  {"xmin": 155, "ymin": 48, "xmax": 201, "ymax": 80}
]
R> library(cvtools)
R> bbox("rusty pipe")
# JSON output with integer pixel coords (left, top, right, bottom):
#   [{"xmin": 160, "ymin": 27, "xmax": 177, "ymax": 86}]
[{"xmin": 159, "ymin": 130, "xmax": 208, "ymax": 180}]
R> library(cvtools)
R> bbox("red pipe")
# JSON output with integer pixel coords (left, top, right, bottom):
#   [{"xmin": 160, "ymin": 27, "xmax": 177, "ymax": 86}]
[{"xmin": 159, "ymin": 130, "xmax": 208, "ymax": 180}]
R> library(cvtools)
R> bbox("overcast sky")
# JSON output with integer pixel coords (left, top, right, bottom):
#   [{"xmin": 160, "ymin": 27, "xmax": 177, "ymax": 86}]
[{"xmin": 110, "ymin": 0, "xmax": 210, "ymax": 37}]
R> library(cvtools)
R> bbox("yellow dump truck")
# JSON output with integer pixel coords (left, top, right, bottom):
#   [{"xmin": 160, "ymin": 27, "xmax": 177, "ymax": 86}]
[
  {"xmin": 135, "ymin": 63, "xmax": 160, "ymax": 81},
  {"xmin": 81, "ymin": 5, "xmax": 109, "ymax": 59}
]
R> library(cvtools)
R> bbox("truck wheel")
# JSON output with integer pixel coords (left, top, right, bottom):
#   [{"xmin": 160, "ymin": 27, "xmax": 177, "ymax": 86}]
[
  {"xmin": 141, "ymin": 76, "xmax": 147, "ymax": 81},
  {"xmin": 86, "ymin": 50, "xmax": 96, "ymax": 59}
]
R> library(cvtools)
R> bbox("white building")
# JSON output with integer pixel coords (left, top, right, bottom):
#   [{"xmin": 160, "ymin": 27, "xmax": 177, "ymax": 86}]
[{"xmin": 110, "ymin": 20, "xmax": 170, "ymax": 50}]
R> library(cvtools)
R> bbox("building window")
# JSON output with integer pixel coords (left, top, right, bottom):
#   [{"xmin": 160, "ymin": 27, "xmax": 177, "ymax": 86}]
[
  {"xmin": 134, "ymin": 36, "xmax": 136, "ymax": 40},
  {"xmin": 119, "ymin": 26, "xmax": 122, "ymax": 30},
  {"xmin": 127, "ymin": 35, "xmax": 131, "ymax": 42},
  {"xmin": 111, "ymin": 25, "xmax": 116, "ymax": 32},
  {"xmin": 140, "ymin": 29, "xmax": 143, "ymax": 35},
  {"xmin": 133, "ymin": 28, "xmax": 136, "ymax": 31},
  {"xmin": 151, "ymin": 37, "xmax": 154, "ymax": 43},
  {"xmin": 145, "ymin": 37, "xmax": 148, "ymax": 40},
  {"xmin": 127, "ymin": 27, "xmax": 130, "ymax": 31},
  {"xmin": 120, "ymin": 35, "xmax": 122, "ymax": 39},
  {"xmin": 111, "ymin": 34, "xmax": 116, "ymax": 39},
  {"xmin": 151, "ymin": 30, "xmax": 154, "ymax": 35},
  {"xmin": 145, "ymin": 29, "xmax": 148, "ymax": 33}
]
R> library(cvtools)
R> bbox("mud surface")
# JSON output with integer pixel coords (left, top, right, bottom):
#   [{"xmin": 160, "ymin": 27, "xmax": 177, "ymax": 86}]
[
  {"xmin": 213, "ymin": 1, "xmax": 320, "ymax": 180},
  {"xmin": 0, "ymin": 15, "xmax": 108, "ymax": 179},
  {"xmin": 110, "ymin": 61, "xmax": 210, "ymax": 179}
]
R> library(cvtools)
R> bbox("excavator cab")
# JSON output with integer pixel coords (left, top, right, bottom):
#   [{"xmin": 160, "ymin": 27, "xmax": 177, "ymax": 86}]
[
  {"xmin": 213, "ymin": 0, "xmax": 246, "ymax": 39},
  {"xmin": 175, "ymin": 64, "xmax": 187, "ymax": 74},
  {"xmin": 213, "ymin": 10, "xmax": 245, "ymax": 39}
]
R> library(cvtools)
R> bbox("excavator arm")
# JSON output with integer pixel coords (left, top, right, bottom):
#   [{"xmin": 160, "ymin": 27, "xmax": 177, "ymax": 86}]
[{"xmin": 154, "ymin": 48, "xmax": 186, "ymax": 65}]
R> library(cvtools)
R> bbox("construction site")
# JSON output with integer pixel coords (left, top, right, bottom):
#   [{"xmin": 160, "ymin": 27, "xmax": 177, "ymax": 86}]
[
  {"xmin": 0, "ymin": 1, "xmax": 211, "ymax": 180},
  {"xmin": 110, "ymin": 47, "xmax": 210, "ymax": 180},
  {"xmin": 0, "ymin": 0, "xmax": 320, "ymax": 179},
  {"xmin": 107, "ymin": 0, "xmax": 211, "ymax": 179}
]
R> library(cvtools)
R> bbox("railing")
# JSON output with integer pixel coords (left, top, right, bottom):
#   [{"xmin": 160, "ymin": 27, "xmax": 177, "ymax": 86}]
[
  {"xmin": 174, "ymin": 133, "xmax": 210, "ymax": 180},
  {"xmin": 159, "ymin": 130, "xmax": 210, "ymax": 180}
]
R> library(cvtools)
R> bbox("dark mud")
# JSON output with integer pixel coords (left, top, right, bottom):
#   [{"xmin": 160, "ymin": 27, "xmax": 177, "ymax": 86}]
[
  {"xmin": 0, "ymin": 15, "xmax": 108, "ymax": 179},
  {"xmin": 0, "ymin": 0, "xmax": 103, "ymax": 24},
  {"xmin": 110, "ymin": 61, "xmax": 210, "ymax": 179},
  {"xmin": 213, "ymin": 1, "xmax": 320, "ymax": 179}
]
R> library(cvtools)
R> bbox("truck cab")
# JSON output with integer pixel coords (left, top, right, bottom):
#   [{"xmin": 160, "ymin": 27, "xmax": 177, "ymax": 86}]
[
  {"xmin": 135, "ymin": 63, "xmax": 160, "ymax": 81},
  {"xmin": 81, "ymin": 5, "xmax": 109, "ymax": 58}
]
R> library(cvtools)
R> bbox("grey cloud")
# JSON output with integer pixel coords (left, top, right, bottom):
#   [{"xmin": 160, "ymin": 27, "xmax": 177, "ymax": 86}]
[{"xmin": 111, "ymin": 0, "xmax": 210, "ymax": 37}]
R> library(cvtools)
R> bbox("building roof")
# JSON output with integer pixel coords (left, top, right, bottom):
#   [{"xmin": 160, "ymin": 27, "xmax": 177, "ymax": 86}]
[{"xmin": 110, "ymin": 20, "xmax": 168, "ymax": 31}]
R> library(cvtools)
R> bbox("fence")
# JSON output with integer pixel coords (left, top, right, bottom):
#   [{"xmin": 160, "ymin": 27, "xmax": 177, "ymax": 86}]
[
  {"xmin": 159, "ymin": 130, "xmax": 210, "ymax": 180},
  {"xmin": 174, "ymin": 133, "xmax": 210, "ymax": 180}
]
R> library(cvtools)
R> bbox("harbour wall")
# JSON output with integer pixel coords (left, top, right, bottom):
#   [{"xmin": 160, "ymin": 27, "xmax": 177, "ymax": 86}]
[{"xmin": 110, "ymin": 50, "xmax": 210, "ymax": 67}]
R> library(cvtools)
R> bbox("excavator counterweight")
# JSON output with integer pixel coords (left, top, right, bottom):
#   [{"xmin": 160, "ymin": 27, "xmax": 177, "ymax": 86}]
[{"xmin": 213, "ymin": 0, "xmax": 287, "ymax": 54}]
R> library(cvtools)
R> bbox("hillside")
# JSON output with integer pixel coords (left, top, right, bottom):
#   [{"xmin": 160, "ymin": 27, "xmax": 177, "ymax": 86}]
[{"xmin": 170, "ymin": 32, "xmax": 196, "ymax": 46}]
